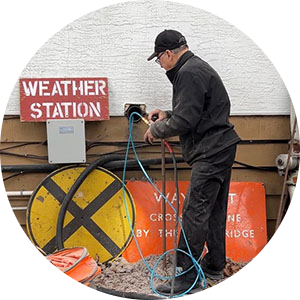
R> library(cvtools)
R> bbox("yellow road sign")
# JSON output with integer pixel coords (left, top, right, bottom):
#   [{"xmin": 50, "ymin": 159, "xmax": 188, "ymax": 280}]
[{"xmin": 26, "ymin": 166, "xmax": 135, "ymax": 263}]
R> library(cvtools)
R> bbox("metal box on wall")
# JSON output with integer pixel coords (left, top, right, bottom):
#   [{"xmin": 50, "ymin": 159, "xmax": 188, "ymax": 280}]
[{"xmin": 46, "ymin": 119, "xmax": 86, "ymax": 164}]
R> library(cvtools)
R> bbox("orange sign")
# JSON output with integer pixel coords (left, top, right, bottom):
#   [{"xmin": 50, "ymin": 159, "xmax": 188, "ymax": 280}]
[
  {"xmin": 226, "ymin": 182, "xmax": 267, "ymax": 262},
  {"xmin": 122, "ymin": 181, "xmax": 267, "ymax": 263}
]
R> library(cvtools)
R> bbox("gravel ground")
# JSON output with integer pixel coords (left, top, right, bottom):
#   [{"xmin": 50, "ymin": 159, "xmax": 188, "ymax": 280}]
[{"xmin": 90, "ymin": 255, "xmax": 247, "ymax": 298}]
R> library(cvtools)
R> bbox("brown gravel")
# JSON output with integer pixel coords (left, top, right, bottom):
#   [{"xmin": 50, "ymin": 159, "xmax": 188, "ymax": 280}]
[{"xmin": 90, "ymin": 255, "xmax": 247, "ymax": 298}]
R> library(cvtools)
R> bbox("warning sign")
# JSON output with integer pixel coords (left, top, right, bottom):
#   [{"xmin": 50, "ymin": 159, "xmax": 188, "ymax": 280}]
[
  {"xmin": 122, "ymin": 181, "xmax": 267, "ymax": 263},
  {"xmin": 20, "ymin": 77, "xmax": 109, "ymax": 122},
  {"xmin": 225, "ymin": 182, "xmax": 267, "ymax": 261},
  {"xmin": 26, "ymin": 166, "xmax": 135, "ymax": 263}
]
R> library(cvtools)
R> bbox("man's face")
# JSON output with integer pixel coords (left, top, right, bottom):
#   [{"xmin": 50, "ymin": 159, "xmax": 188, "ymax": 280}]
[{"xmin": 156, "ymin": 50, "xmax": 175, "ymax": 71}]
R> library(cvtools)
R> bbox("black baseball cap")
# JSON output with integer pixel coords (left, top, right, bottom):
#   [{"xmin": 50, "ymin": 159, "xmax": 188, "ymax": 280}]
[{"xmin": 147, "ymin": 29, "xmax": 187, "ymax": 61}]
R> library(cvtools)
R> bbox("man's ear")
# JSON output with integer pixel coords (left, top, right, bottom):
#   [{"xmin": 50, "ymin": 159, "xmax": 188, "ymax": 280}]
[{"xmin": 166, "ymin": 49, "xmax": 173, "ymax": 59}]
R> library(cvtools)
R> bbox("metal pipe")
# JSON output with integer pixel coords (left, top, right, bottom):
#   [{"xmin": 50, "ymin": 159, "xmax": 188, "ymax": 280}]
[
  {"xmin": 6, "ymin": 191, "xmax": 33, "ymax": 197},
  {"xmin": 161, "ymin": 139, "xmax": 166, "ymax": 270},
  {"xmin": 12, "ymin": 207, "xmax": 28, "ymax": 211},
  {"xmin": 7, "ymin": 191, "xmax": 32, "ymax": 211}
]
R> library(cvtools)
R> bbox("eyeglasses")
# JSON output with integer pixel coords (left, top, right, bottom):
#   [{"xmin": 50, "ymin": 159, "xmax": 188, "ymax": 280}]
[{"xmin": 155, "ymin": 51, "xmax": 166, "ymax": 64}]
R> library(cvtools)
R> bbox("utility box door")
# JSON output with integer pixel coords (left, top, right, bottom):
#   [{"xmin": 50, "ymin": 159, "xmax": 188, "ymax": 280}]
[{"xmin": 47, "ymin": 119, "xmax": 86, "ymax": 164}]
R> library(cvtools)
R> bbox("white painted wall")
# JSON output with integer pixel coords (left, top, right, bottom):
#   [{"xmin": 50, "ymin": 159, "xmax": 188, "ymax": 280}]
[{"xmin": 6, "ymin": 0, "xmax": 290, "ymax": 116}]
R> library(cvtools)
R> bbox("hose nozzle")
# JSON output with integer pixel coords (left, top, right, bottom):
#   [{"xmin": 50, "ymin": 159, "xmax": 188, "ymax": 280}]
[
  {"xmin": 141, "ymin": 116, "xmax": 150, "ymax": 126},
  {"xmin": 141, "ymin": 114, "xmax": 159, "ymax": 126}
]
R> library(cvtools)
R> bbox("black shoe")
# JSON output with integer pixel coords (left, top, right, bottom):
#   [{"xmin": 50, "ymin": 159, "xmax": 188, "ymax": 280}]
[
  {"xmin": 156, "ymin": 276, "xmax": 203, "ymax": 296},
  {"xmin": 200, "ymin": 260, "xmax": 224, "ymax": 280}
]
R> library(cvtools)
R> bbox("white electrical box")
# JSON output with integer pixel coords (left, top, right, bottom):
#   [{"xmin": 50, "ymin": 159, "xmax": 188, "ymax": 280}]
[{"xmin": 46, "ymin": 119, "xmax": 86, "ymax": 164}]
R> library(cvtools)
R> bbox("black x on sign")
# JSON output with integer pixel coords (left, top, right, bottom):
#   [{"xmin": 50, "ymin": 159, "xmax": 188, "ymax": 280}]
[{"xmin": 27, "ymin": 166, "xmax": 135, "ymax": 263}]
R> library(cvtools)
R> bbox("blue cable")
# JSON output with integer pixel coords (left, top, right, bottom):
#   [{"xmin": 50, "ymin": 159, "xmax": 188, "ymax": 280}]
[{"xmin": 121, "ymin": 112, "xmax": 206, "ymax": 298}]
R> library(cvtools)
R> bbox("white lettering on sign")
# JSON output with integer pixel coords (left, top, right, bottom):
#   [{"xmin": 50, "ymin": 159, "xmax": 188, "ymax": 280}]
[
  {"xmin": 226, "ymin": 229, "xmax": 255, "ymax": 238},
  {"xmin": 132, "ymin": 192, "xmax": 255, "ymax": 243},
  {"xmin": 20, "ymin": 77, "xmax": 109, "ymax": 122},
  {"xmin": 228, "ymin": 193, "xmax": 237, "ymax": 205},
  {"xmin": 149, "ymin": 213, "xmax": 182, "ymax": 222},
  {"xmin": 135, "ymin": 229, "xmax": 150, "ymax": 238},
  {"xmin": 122, "ymin": 181, "xmax": 267, "ymax": 263},
  {"xmin": 29, "ymin": 101, "xmax": 101, "ymax": 119},
  {"xmin": 226, "ymin": 192, "xmax": 256, "ymax": 240},
  {"xmin": 22, "ymin": 79, "xmax": 107, "ymax": 97},
  {"xmin": 158, "ymin": 229, "xmax": 178, "ymax": 238},
  {"xmin": 227, "ymin": 214, "xmax": 241, "ymax": 222},
  {"xmin": 153, "ymin": 192, "xmax": 185, "ymax": 204}
]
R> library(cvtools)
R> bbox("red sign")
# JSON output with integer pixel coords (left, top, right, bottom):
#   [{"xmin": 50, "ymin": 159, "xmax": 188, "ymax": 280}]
[
  {"xmin": 19, "ymin": 78, "xmax": 109, "ymax": 122},
  {"xmin": 122, "ymin": 181, "xmax": 267, "ymax": 263}
]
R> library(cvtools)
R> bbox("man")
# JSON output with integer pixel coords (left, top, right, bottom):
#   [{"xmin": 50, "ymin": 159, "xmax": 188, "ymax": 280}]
[{"xmin": 144, "ymin": 29, "xmax": 240, "ymax": 295}]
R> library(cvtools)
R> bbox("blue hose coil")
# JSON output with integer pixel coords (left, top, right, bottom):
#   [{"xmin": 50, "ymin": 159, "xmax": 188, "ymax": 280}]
[{"xmin": 122, "ymin": 112, "xmax": 206, "ymax": 298}]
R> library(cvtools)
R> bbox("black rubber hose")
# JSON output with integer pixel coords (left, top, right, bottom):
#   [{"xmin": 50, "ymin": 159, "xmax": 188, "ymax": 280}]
[
  {"xmin": 104, "ymin": 157, "xmax": 185, "ymax": 170},
  {"xmin": 1, "ymin": 164, "xmax": 62, "ymax": 173},
  {"xmin": 56, "ymin": 154, "xmax": 126, "ymax": 250},
  {"xmin": 1, "ymin": 157, "xmax": 186, "ymax": 173}
]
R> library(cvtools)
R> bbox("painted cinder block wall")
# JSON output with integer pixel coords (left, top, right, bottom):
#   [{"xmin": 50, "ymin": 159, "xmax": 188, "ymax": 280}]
[{"xmin": 6, "ymin": 0, "xmax": 290, "ymax": 116}]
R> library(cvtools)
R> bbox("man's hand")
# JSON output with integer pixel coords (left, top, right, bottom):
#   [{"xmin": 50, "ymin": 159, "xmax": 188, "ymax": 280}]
[
  {"xmin": 148, "ymin": 109, "xmax": 167, "ymax": 124},
  {"xmin": 144, "ymin": 127, "xmax": 155, "ymax": 144}
]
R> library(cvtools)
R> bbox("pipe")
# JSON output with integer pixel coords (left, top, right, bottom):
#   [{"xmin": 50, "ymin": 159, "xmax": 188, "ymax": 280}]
[
  {"xmin": 124, "ymin": 104, "xmax": 145, "ymax": 123},
  {"xmin": 161, "ymin": 140, "xmax": 167, "ymax": 270},
  {"xmin": 163, "ymin": 140, "xmax": 180, "ymax": 298},
  {"xmin": 7, "ymin": 191, "xmax": 33, "ymax": 212},
  {"xmin": 6, "ymin": 191, "xmax": 33, "ymax": 197},
  {"xmin": 104, "ymin": 157, "xmax": 185, "ymax": 170},
  {"xmin": 1, "ymin": 164, "xmax": 61, "ymax": 173},
  {"xmin": 1, "ymin": 157, "xmax": 185, "ymax": 174},
  {"xmin": 7, "ymin": 191, "xmax": 33, "ymax": 211},
  {"xmin": 12, "ymin": 207, "xmax": 28, "ymax": 211}
]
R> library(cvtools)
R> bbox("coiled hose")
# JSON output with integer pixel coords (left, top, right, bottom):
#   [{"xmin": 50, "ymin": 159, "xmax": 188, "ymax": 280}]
[
  {"xmin": 56, "ymin": 154, "xmax": 127, "ymax": 250},
  {"xmin": 122, "ymin": 112, "xmax": 206, "ymax": 298}
]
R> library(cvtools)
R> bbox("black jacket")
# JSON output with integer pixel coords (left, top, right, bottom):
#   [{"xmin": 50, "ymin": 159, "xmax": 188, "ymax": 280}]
[{"xmin": 150, "ymin": 51, "xmax": 240, "ymax": 165}]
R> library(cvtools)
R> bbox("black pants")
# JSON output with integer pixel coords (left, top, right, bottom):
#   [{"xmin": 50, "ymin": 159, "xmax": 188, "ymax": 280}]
[{"xmin": 177, "ymin": 144, "xmax": 237, "ymax": 279}]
